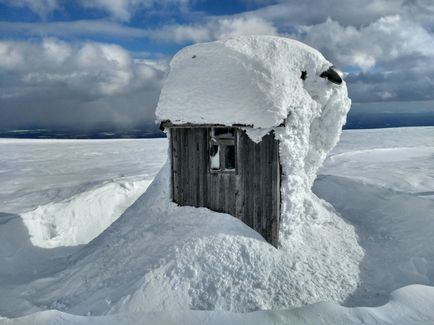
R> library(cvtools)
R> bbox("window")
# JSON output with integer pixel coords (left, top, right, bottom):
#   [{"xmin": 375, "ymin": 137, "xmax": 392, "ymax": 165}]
[
  {"xmin": 224, "ymin": 145, "xmax": 236, "ymax": 170},
  {"xmin": 209, "ymin": 128, "xmax": 237, "ymax": 172}
]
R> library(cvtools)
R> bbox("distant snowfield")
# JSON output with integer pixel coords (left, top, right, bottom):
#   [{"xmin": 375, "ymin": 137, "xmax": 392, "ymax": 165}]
[{"xmin": 0, "ymin": 127, "xmax": 433, "ymax": 324}]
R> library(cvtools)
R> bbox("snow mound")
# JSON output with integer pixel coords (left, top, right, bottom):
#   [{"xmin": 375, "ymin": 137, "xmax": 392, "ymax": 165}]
[
  {"xmin": 20, "ymin": 179, "xmax": 151, "ymax": 248},
  {"xmin": 19, "ymin": 163, "xmax": 362, "ymax": 316},
  {"xmin": 136, "ymin": 37, "xmax": 359, "ymax": 312}
]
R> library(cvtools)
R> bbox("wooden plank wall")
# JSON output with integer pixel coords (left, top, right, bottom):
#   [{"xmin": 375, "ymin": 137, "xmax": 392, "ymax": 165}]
[{"xmin": 170, "ymin": 127, "xmax": 280, "ymax": 246}]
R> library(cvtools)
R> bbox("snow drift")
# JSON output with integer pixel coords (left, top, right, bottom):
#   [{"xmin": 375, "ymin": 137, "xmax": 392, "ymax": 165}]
[
  {"xmin": 19, "ymin": 163, "xmax": 361, "ymax": 316},
  {"xmin": 6, "ymin": 285, "xmax": 434, "ymax": 325},
  {"xmin": 21, "ymin": 179, "xmax": 151, "ymax": 248}
]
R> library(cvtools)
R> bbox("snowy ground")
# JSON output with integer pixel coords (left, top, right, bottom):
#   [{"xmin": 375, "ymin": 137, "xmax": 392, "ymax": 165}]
[
  {"xmin": 0, "ymin": 139, "xmax": 166, "ymax": 294},
  {"xmin": 0, "ymin": 127, "xmax": 433, "ymax": 324},
  {"xmin": 313, "ymin": 127, "xmax": 434, "ymax": 307}
]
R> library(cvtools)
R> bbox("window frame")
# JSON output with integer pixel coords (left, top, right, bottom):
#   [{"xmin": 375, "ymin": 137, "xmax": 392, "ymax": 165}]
[{"xmin": 208, "ymin": 127, "xmax": 238, "ymax": 174}]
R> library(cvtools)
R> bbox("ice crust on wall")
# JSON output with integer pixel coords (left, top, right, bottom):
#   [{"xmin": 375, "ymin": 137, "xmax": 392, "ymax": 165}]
[{"xmin": 157, "ymin": 35, "xmax": 352, "ymax": 247}]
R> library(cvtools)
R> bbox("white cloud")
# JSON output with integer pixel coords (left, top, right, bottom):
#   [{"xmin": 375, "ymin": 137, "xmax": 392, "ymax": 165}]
[
  {"xmin": 296, "ymin": 15, "xmax": 434, "ymax": 71},
  {"xmin": 0, "ymin": 16, "xmax": 276, "ymax": 44},
  {"xmin": 289, "ymin": 13, "xmax": 434, "ymax": 103},
  {"xmin": 0, "ymin": 38, "xmax": 167, "ymax": 128},
  {"xmin": 163, "ymin": 25, "xmax": 211, "ymax": 43},
  {"xmin": 216, "ymin": 16, "xmax": 277, "ymax": 39},
  {"xmin": 246, "ymin": 0, "xmax": 405, "ymax": 27},
  {"xmin": 0, "ymin": 38, "xmax": 146, "ymax": 96},
  {"xmin": 0, "ymin": 20, "xmax": 149, "ymax": 39},
  {"xmin": 82, "ymin": 0, "xmax": 134, "ymax": 21},
  {"xmin": 152, "ymin": 16, "xmax": 277, "ymax": 43},
  {"xmin": 0, "ymin": 0, "xmax": 192, "ymax": 21},
  {"xmin": 0, "ymin": 0, "xmax": 59, "ymax": 19}
]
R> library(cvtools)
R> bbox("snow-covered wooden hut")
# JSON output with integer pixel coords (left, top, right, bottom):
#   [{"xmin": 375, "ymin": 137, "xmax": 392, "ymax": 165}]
[{"xmin": 157, "ymin": 36, "xmax": 348, "ymax": 247}]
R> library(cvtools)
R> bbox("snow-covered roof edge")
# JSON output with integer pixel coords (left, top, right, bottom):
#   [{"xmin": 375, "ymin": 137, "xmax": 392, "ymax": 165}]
[{"xmin": 156, "ymin": 35, "xmax": 339, "ymax": 130}]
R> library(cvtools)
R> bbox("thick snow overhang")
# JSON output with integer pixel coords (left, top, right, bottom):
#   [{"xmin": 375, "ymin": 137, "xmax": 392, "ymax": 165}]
[{"xmin": 156, "ymin": 35, "xmax": 338, "ymax": 129}]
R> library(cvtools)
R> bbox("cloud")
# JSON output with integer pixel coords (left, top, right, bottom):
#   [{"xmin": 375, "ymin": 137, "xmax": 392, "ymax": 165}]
[
  {"xmin": 216, "ymin": 16, "xmax": 277, "ymax": 39},
  {"xmin": 152, "ymin": 16, "xmax": 277, "ymax": 43},
  {"xmin": 78, "ymin": 0, "xmax": 137, "ymax": 21},
  {"xmin": 296, "ymin": 16, "xmax": 434, "ymax": 70},
  {"xmin": 0, "ymin": 20, "xmax": 149, "ymax": 39},
  {"xmin": 0, "ymin": 0, "xmax": 192, "ymax": 21},
  {"xmin": 0, "ymin": 38, "xmax": 167, "ymax": 129},
  {"xmin": 346, "ymin": 59, "xmax": 434, "ymax": 102},
  {"xmin": 246, "ymin": 0, "xmax": 404, "ymax": 27},
  {"xmin": 0, "ymin": 0, "xmax": 59, "ymax": 19},
  {"xmin": 288, "ymin": 14, "xmax": 434, "ymax": 103},
  {"xmin": 78, "ymin": 0, "xmax": 194, "ymax": 21},
  {"xmin": 0, "ymin": 16, "xmax": 277, "ymax": 44}
]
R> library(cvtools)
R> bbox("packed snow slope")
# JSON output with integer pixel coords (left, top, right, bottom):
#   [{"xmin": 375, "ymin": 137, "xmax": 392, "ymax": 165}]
[
  {"xmin": 313, "ymin": 126, "xmax": 434, "ymax": 307},
  {"xmin": 0, "ymin": 127, "xmax": 433, "ymax": 324}
]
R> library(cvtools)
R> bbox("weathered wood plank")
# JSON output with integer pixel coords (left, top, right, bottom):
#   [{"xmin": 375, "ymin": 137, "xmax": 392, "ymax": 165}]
[
  {"xmin": 197, "ymin": 128, "xmax": 206, "ymax": 207},
  {"xmin": 224, "ymin": 174, "xmax": 231, "ymax": 214},
  {"xmin": 179, "ymin": 127, "xmax": 185, "ymax": 205},
  {"xmin": 254, "ymin": 138, "xmax": 262, "ymax": 234},
  {"xmin": 261, "ymin": 136, "xmax": 269, "ymax": 238},
  {"xmin": 190, "ymin": 128, "xmax": 199, "ymax": 207},
  {"xmin": 170, "ymin": 129, "xmax": 178, "ymax": 203},
  {"xmin": 241, "ymin": 131, "xmax": 252, "ymax": 228},
  {"xmin": 271, "ymin": 134, "xmax": 280, "ymax": 247},
  {"xmin": 170, "ymin": 126, "xmax": 280, "ymax": 247},
  {"xmin": 234, "ymin": 130, "xmax": 244, "ymax": 217}
]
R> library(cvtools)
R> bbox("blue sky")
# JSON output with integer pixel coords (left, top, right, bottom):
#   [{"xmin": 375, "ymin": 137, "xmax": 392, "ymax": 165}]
[{"xmin": 0, "ymin": 0, "xmax": 433, "ymax": 130}]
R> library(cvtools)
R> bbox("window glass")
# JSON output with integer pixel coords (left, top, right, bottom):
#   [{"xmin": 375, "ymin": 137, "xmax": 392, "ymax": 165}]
[
  {"xmin": 209, "ymin": 128, "xmax": 237, "ymax": 172},
  {"xmin": 224, "ymin": 145, "xmax": 236, "ymax": 170}
]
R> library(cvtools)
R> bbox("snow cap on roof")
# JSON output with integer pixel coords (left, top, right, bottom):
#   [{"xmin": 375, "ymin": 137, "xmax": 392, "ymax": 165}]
[{"xmin": 156, "ymin": 35, "xmax": 347, "ymax": 128}]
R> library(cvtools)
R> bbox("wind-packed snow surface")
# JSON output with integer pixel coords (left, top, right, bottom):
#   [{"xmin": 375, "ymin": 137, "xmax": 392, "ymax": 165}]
[{"xmin": 1, "ymin": 127, "xmax": 434, "ymax": 324}]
